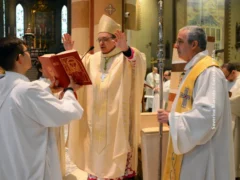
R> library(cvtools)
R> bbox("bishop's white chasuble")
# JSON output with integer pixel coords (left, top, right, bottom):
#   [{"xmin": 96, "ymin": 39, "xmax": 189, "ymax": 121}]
[{"xmin": 67, "ymin": 47, "xmax": 146, "ymax": 178}]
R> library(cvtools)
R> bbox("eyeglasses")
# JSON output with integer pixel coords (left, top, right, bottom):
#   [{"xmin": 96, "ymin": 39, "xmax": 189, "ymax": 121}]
[
  {"xmin": 96, "ymin": 37, "xmax": 113, "ymax": 43},
  {"xmin": 226, "ymin": 70, "xmax": 233, "ymax": 78}
]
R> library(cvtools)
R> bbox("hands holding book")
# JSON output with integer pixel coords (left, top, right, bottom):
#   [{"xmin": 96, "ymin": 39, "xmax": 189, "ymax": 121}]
[
  {"xmin": 49, "ymin": 78, "xmax": 63, "ymax": 93},
  {"xmin": 49, "ymin": 76, "xmax": 81, "ymax": 93},
  {"xmin": 68, "ymin": 76, "xmax": 82, "ymax": 91}
]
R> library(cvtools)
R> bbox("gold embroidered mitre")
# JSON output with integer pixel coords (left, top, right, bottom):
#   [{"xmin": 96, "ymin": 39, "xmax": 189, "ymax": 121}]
[{"xmin": 98, "ymin": 14, "xmax": 121, "ymax": 34}]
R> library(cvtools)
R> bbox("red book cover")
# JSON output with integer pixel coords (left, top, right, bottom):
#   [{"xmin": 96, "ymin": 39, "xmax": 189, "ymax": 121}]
[{"xmin": 38, "ymin": 50, "xmax": 92, "ymax": 88}]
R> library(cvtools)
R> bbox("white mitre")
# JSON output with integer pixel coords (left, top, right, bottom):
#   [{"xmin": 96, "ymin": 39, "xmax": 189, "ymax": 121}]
[{"xmin": 98, "ymin": 14, "xmax": 121, "ymax": 34}]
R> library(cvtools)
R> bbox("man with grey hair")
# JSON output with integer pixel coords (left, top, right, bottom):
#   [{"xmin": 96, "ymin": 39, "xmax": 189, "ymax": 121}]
[
  {"xmin": 158, "ymin": 26, "xmax": 234, "ymax": 180},
  {"xmin": 63, "ymin": 14, "xmax": 146, "ymax": 180}
]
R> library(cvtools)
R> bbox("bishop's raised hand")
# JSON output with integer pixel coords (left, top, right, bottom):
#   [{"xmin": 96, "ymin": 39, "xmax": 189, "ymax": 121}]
[
  {"xmin": 113, "ymin": 30, "xmax": 129, "ymax": 52},
  {"xmin": 62, "ymin": 33, "xmax": 74, "ymax": 51}
]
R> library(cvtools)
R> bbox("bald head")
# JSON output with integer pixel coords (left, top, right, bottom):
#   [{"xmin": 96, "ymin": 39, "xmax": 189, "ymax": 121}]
[
  {"xmin": 152, "ymin": 67, "xmax": 158, "ymax": 74},
  {"xmin": 164, "ymin": 70, "xmax": 171, "ymax": 81}
]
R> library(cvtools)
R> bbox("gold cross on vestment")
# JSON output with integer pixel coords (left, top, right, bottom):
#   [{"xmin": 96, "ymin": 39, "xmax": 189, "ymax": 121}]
[
  {"xmin": 180, "ymin": 88, "xmax": 191, "ymax": 108},
  {"xmin": 105, "ymin": 4, "xmax": 116, "ymax": 15},
  {"xmin": 101, "ymin": 57, "xmax": 110, "ymax": 82},
  {"xmin": 103, "ymin": 57, "xmax": 111, "ymax": 71}
]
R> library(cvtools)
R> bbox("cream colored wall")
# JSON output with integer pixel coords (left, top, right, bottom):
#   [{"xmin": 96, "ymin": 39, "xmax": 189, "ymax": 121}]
[
  {"xmin": 163, "ymin": 0, "xmax": 175, "ymax": 69},
  {"xmin": 127, "ymin": 0, "xmax": 158, "ymax": 71},
  {"xmin": 127, "ymin": 0, "xmax": 175, "ymax": 71},
  {"xmin": 229, "ymin": 0, "xmax": 240, "ymax": 62},
  {"xmin": 176, "ymin": 0, "xmax": 187, "ymax": 35}
]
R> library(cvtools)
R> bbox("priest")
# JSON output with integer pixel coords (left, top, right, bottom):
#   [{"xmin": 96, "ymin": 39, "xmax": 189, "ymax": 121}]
[
  {"xmin": 145, "ymin": 66, "xmax": 159, "ymax": 111},
  {"xmin": 0, "ymin": 37, "xmax": 84, "ymax": 179},
  {"xmin": 36, "ymin": 61, "xmax": 66, "ymax": 177},
  {"xmin": 152, "ymin": 70, "xmax": 171, "ymax": 111},
  {"xmin": 221, "ymin": 62, "xmax": 240, "ymax": 178},
  {"xmin": 157, "ymin": 26, "xmax": 234, "ymax": 180},
  {"xmin": 63, "ymin": 14, "xmax": 146, "ymax": 180}
]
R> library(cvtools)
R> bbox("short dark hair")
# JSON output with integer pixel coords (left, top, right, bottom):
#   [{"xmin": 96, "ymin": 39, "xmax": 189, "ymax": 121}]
[
  {"xmin": 221, "ymin": 63, "xmax": 236, "ymax": 73},
  {"xmin": 0, "ymin": 37, "xmax": 26, "ymax": 71},
  {"xmin": 164, "ymin": 70, "xmax": 171, "ymax": 76},
  {"xmin": 36, "ymin": 62, "xmax": 43, "ymax": 79},
  {"xmin": 180, "ymin": 26, "xmax": 207, "ymax": 50}
]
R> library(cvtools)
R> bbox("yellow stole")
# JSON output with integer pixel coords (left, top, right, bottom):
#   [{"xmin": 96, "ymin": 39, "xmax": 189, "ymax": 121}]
[{"xmin": 163, "ymin": 56, "xmax": 219, "ymax": 180}]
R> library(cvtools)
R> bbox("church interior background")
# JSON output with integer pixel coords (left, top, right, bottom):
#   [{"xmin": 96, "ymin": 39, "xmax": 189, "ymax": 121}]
[
  {"xmin": 0, "ymin": 0, "xmax": 239, "ymax": 79},
  {"xmin": 0, "ymin": 0, "xmax": 240, "ymax": 179}
]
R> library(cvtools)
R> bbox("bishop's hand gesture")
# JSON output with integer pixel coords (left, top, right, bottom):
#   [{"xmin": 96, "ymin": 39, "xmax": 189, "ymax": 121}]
[
  {"xmin": 113, "ymin": 30, "xmax": 129, "ymax": 52},
  {"xmin": 62, "ymin": 33, "xmax": 74, "ymax": 51}
]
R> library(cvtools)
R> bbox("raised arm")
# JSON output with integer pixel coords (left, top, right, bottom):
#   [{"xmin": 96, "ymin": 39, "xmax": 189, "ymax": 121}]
[{"xmin": 62, "ymin": 33, "xmax": 75, "ymax": 51}]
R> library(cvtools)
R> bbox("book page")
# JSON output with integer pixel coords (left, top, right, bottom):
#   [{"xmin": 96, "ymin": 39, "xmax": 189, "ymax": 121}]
[{"xmin": 57, "ymin": 49, "xmax": 77, "ymax": 55}]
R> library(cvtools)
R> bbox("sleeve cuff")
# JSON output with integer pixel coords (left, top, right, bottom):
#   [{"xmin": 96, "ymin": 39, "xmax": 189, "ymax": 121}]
[{"xmin": 123, "ymin": 47, "xmax": 134, "ymax": 59}]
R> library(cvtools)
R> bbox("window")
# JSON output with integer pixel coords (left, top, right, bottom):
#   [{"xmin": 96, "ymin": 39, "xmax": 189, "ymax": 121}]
[
  {"xmin": 16, "ymin": 4, "xmax": 24, "ymax": 39},
  {"xmin": 61, "ymin": 5, "xmax": 68, "ymax": 37},
  {"xmin": 187, "ymin": 0, "xmax": 224, "ymax": 49},
  {"xmin": 3, "ymin": 0, "xmax": 6, "ymax": 37}
]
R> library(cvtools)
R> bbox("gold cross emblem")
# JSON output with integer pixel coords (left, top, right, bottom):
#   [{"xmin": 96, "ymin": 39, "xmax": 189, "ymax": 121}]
[
  {"xmin": 105, "ymin": 4, "xmax": 116, "ymax": 15},
  {"xmin": 180, "ymin": 88, "xmax": 191, "ymax": 108}
]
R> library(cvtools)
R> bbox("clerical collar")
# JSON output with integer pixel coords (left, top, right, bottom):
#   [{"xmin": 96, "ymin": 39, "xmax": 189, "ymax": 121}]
[
  {"xmin": 101, "ymin": 47, "xmax": 122, "ymax": 58},
  {"xmin": 184, "ymin": 50, "xmax": 208, "ymax": 71}
]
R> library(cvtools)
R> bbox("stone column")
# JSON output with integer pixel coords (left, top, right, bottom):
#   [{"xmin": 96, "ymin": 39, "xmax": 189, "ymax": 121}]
[
  {"xmin": 125, "ymin": 0, "xmax": 140, "ymax": 31},
  {"xmin": 71, "ymin": 0, "xmax": 124, "ymax": 53},
  {"xmin": 71, "ymin": 0, "xmax": 90, "ymax": 54},
  {"xmin": 93, "ymin": 0, "xmax": 123, "ymax": 52}
]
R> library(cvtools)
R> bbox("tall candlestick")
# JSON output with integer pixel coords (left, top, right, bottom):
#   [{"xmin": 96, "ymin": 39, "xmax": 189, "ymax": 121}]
[
  {"xmin": 39, "ymin": 36, "xmax": 42, "ymax": 48},
  {"xmin": 34, "ymin": 37, "xmax": 36, "ymax": 48}
]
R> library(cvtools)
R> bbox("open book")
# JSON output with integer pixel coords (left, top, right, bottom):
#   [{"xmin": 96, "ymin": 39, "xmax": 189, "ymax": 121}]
[{"xmin": 38, "ymin": 50, "xmax": 92, "ymax": 88}]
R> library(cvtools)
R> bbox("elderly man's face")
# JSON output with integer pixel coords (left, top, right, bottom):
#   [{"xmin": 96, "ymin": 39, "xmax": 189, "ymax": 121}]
[
  {"xmin": 175, "ymin": 30, "xmax": 194, "ymax": 62},
  {"xmin": 164, "ymin": 71, "xmax": 170, "ymax": 80},
  {"xmin": 97, "ymin": 32, "xmax": 116, "ymax": 54}
]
